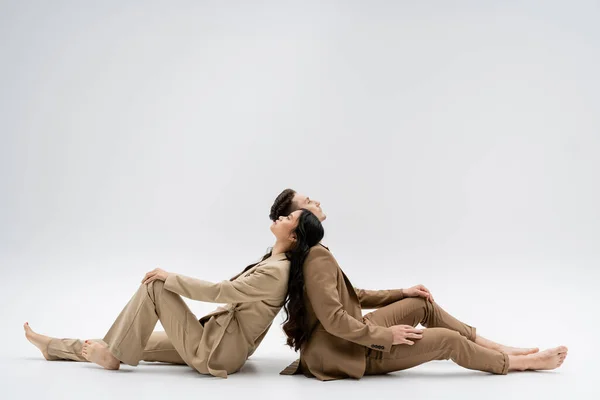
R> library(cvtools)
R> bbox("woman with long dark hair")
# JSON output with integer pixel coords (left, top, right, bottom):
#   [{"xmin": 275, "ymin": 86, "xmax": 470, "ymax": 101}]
[{"xmin": 24, "ymin": 208, "xmax": 324, "ymax": 378}]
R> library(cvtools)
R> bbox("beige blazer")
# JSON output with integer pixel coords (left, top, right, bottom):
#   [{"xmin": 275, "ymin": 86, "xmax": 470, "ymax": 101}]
[
  {"xmin": 164, "ymin": 252, "xmax": 289, "ymax": 378},
  {"xmin": 280, "ymin": 244, "xmax": 404, "ymax": 380}
]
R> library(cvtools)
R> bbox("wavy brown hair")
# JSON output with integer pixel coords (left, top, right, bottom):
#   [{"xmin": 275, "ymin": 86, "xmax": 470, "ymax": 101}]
[
  {"xmin": 270, "ymin": 189, "xmax": 323, "ymax": 351},
  {"xmin": 281, "ymin": 208, "xmax": 323, "ymax": 350}
]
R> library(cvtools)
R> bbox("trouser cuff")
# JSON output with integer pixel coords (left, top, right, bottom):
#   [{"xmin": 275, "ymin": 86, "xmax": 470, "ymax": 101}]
[{"xmin": 500, "ymin": 351, "xmax": 510, "ymax": 375}]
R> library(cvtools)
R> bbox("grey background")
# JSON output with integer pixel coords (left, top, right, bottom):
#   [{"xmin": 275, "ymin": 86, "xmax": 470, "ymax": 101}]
[{"xmin": 1, "ymin": 1, "xmax": 598, "ymax": 399}]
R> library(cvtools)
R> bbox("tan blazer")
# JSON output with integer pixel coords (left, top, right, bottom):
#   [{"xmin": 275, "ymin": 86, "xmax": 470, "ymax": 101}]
[
  {"xmin": 164, "ymin": 252, "xmax": 289, "ymax": 378},
  {"xmin": 280, "ymin": 244, "xmax": 404, "ymax": 380}
]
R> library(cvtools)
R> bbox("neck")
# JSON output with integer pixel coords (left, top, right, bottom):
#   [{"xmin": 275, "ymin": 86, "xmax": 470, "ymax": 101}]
[{"xmin": 271, "ymin": 240, "xmax": 289, "ymax": 257}]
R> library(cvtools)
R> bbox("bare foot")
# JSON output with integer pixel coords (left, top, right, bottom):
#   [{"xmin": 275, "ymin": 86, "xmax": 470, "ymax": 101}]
[
  {"xmin": 23, "ymin": 322, "xmax": 53, "ymax": 360},
  {"xmin": 509, "ymin": 346, "xmax": 568, "ymax": 371},
  {"xmin": 498, "ymin": 345, "xmax": 539, "ymax": 356},
  {"xmin": 82, "ymin": 341, "xmax": 120, "ymax": 370}
]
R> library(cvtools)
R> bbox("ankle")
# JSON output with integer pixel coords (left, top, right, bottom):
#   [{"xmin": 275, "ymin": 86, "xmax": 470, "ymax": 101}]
[{"xmin": 507, "ymin": 355, "xmax": 527, "ymax": 371}]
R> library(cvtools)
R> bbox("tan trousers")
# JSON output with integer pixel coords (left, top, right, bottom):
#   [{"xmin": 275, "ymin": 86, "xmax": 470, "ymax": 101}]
[
  {"xmin": 46, "ymin": 280, "xmax": 201, "ymax": 369},
  {"xmin": 363, "ymin": 297, "xmax": 509, "ymax": 375}
]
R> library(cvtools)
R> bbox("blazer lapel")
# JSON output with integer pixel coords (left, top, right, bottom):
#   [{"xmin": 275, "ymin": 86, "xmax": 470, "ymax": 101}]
[
  {"xmin": 340, "ymin": 269, "xmax": 359, "ymax": 302},
  {"xmin": 318, "ymin": 244, "xmax": 358, "ymax": 302}
]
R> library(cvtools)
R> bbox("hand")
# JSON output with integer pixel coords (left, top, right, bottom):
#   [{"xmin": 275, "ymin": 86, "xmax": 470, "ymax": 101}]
[
  {"xmin": 390, "ymin": 324, "xmax": 424, "ymax": 345},
  {"xmin": 142, "ymin": 268, "xmax": 169, "ymax": 284},
  {"xmin": 404, "ymin": 284, "xmax": 435, "ymax": 303}
]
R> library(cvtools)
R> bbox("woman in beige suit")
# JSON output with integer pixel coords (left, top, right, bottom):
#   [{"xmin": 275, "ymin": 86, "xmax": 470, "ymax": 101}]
[{"xmin": 24, "ymin": 208, "xmax": 324, "ymax": 378}]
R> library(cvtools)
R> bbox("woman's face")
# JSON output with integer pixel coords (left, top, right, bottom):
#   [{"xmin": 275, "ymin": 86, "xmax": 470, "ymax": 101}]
[{"xmin": 270, "ymin": 209, "xmax": 303, "ymax": 244}]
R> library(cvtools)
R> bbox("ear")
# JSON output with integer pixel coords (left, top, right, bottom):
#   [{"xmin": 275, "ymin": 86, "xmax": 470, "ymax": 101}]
[{"xmin": 289, "ymin": 232, "xmax": 297, "ymax": 242}]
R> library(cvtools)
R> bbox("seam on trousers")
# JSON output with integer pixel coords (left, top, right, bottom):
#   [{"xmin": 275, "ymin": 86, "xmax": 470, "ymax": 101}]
[
  {"xmin": 366, "ymin": 348, "xmax": 446, "ymax": 362},
  {"xmin": 159, "ymin": 292, "xmax": 192, "ymax": 336},
  {"xmin": 143, "ymin": 349, "xmax": 177, "ymax": 353},
  {"xmin": 367, "ymin": 305, "xmax": 424, "ymax": 327},
  {"xmin": 112, "ymin": 290, "xmax": 149, "ymax": 350},
  {"xmin": 48, "ymin": 340, "xmax": 81, "ymax": 357},
  {"xmin": 150, "ymin": 288, "xmax": 193, "ymax": 367}
]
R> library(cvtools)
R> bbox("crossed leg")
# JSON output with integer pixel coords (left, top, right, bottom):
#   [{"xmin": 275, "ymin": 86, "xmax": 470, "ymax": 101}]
[{"xmin": 362, "ymin": 297, "xmax": 567, "ymax": 375}]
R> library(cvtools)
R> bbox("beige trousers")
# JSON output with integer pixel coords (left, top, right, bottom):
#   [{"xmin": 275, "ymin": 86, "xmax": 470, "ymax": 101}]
[
  {"xmin": 363, "ymin": 297, "xmax": 509, "ymax": 375},
  {"xmin": 46, "ymin": 331, "xmax": 185, "ymax": 365},
  {"xmin": 46, "ymin": 280, "xmax": 201, "ymax": 369}
]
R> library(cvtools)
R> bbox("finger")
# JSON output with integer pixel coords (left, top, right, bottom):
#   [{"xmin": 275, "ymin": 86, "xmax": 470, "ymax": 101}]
[
  {"xmin": 404, "ymin": 340, "xmax": 414, "ymax": 346},
  {"xmin": 408, "ymin": 333, "xmax": 423, "ymax": 339},
  {"xmin": 406, "ymin": 328, "xmax": 424, "ymax": 333},
  {"xmin": 420, "ymin": 285, "xmax": 430, "ymax": 293}
]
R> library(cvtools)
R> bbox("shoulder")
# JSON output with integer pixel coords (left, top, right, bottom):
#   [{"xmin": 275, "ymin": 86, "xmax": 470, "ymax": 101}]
[
  {"xmin": 307, "ymin": 244, "xmax": 331, "ymax": 257},
  {"xmin": 304, "ymin": 245, "xmax": 338, "ymax": 271},
  {"xmin": 256, "ymin": 258, "xmax": 290, "ymax": 279}
]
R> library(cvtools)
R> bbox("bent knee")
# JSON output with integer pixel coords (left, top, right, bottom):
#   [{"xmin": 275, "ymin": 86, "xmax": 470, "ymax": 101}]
[
  {"xmin": 146, "ymin": 279, "xmax": 165, "ymax": 298},
  {"xmin": 400, "ymin": 296, "xmax": 428, "ymax": 308}
]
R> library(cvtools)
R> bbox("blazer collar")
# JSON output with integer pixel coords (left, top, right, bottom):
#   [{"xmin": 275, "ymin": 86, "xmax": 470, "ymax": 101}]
[
  {"xmin": 262, "ymin": 252, "xmax": 288, "ymax": 263},
  {"xmin": 318, "ymin": 242, "xmax": 330, "ymax": 251}
]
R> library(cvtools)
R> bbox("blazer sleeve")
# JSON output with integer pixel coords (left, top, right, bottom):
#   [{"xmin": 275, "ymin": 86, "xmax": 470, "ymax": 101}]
[
  {"xmin": 304, "ymin": 248, "xmax": 394, "ymax": 352},
  {"xmin": 163, "ymin": 262, "xmax": 285, "ymax": 303},
  {"xmin": 354, "ymin": 287, "xmax": 405, "ymax": 309}
]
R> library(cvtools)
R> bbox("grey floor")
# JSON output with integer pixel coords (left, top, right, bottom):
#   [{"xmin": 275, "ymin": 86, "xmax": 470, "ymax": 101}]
[
  {"xmin": 1, "ymin": 350, "xmax": 591, "ymax": 400},
  {"xmin": 3, "ymin": 256, "xmax": 597, "ymax": 399}
]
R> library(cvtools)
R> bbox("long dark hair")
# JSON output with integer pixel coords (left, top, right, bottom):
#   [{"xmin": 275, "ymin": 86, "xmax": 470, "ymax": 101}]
[{"xmin": 282, "ymin": 208, "xmax": 324, "ymax": 351}]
